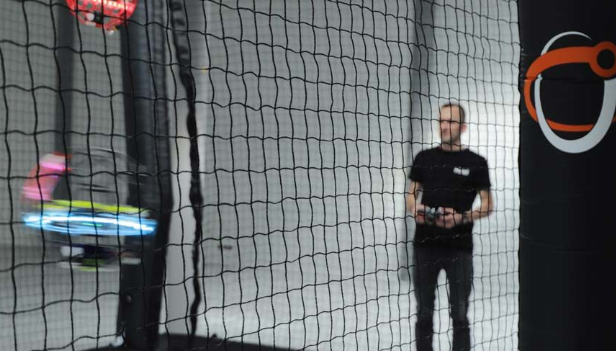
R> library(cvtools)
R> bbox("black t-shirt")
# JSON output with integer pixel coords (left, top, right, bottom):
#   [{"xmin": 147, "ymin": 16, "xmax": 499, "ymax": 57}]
[{"xmin": 409, "ymin": 147, "xmax": 491, "ymax": 249}]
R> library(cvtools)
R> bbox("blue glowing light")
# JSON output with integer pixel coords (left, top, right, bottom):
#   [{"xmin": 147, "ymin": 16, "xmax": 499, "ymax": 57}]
[{"xmin": 23, "ymin": 211, "xmax": 157, "ymax": 236}]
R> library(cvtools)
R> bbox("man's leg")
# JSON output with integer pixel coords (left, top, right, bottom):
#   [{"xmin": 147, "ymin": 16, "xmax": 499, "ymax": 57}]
[
  {"xmin": 412, "ymin": 245, "xmax": 442, "ymax": 351},
  {"xmin": 444, "ymin": 248, "xmax": 473, "ymax": 351}
]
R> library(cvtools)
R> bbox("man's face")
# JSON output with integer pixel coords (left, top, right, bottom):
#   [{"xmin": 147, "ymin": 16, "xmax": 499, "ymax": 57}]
[{"xmin": 439, "ymin": 106, "xmax": 465, "ymax": 145}]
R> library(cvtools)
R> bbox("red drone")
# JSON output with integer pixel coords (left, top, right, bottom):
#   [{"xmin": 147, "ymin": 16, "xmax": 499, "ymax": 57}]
[{"xmin": 65, "ymin": 0, "xmax": 138, "ymax": 33}]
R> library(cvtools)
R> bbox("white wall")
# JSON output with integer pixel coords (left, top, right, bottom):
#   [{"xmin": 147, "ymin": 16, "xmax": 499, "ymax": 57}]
[
  {"xmin": 162, "ymin": 0, "xmax": 520, "ymax": 349},
  {"xmin": 0, "ymin": 0, "xmax": 519, "ymax": 349}
]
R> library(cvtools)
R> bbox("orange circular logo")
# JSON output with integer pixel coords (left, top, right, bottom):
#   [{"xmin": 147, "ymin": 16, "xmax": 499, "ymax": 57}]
[{"xmin": 524, "ymin": 32, "xmax": 616, "ymax": 153}]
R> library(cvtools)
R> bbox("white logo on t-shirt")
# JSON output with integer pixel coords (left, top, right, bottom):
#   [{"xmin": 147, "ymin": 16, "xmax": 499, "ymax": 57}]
[{"xmin": 453, "ymin": 167, "xmax": 470, "ymax": 176}]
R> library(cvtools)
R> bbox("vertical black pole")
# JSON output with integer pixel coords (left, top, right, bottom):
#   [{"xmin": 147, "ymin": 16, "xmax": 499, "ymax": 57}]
[
  {"xmin": 519, "ymin": 1, "xmax": 616, "ymax": 349},
  {"xmin": 54, "ymin": 3, "xmax": 75, "ymax": 153},
  {"xmin": 409, "ymin": 0, "xmax": 435, "ymax": 142},
  {"xmin": 118, "ymin": 0, "xmax": 172, "ymax": 348}
]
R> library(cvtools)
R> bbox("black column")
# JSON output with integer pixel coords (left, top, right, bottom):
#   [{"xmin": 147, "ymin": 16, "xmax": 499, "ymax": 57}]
[
  {"xmin": 519, "ymin": 1, "xmax": 616, "ymax": 349},
  {"xmin": 53, "ymin": 3, "xmax": 75, "ymax": 153},
  {"xmin": 118, "ymin": 0, "xmax": 172, "ymax": 349}
]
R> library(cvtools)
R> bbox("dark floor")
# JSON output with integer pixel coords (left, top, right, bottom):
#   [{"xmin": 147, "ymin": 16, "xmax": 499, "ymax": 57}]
[
  {"xmin": 90, "ymin": 335, "xmax": 290, "ymax": 351},
  {"xmin": 160, "ymin": 335, "xmax": 290, "ymax": 351}
]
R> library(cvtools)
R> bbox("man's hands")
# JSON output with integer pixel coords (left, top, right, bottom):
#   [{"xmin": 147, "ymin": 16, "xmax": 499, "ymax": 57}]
[
  {"xmin": 415, "ymin": 206, "xmax": 469, "ymax": 229},
  {"xmin": 435, "ymin": 207, "xmax": 466, "ymax": 229},
  {"xmin": 408, "ymin": 180, "xmax": 475, "ymax": 229}
]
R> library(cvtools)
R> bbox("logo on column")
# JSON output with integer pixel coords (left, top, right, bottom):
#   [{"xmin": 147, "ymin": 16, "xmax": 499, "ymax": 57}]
[{"xmin": 524, "ymin": 32, "xmax": 616, "ymax": 153}]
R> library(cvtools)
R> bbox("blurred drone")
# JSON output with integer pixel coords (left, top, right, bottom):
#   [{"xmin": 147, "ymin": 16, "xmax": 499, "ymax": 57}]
[{"xmin": 21, "ymin": 148, "xmax": 156, "ymax": 271}]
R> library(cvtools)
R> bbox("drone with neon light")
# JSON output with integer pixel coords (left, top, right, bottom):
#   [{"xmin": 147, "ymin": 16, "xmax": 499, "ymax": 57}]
[
  {"xmin": 21, "ymin": 149, "xmax": 157, "ymax": 237},
  {"xmin": 21, "ymin": 149, "xmax": 156, "ymax": 271}
]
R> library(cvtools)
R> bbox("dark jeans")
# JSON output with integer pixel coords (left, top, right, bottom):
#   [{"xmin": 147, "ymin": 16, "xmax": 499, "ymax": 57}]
[{"xmin": 413, "ymin": 245, "xmax": 473, "ymax": 351}]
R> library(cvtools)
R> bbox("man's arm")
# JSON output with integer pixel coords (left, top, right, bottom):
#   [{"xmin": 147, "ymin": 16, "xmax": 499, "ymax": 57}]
[
  {"xmin": 466, "ymin": 189, "xmax": 494, "ymax": 223},
  {"xmin": 406, "ymin": 179, "xmax": 426, "ymax": 225}
]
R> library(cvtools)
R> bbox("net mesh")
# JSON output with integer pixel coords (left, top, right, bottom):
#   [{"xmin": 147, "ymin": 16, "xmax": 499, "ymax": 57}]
[{"xmin": 1, "ymin": 0, "xmax": 520, "ymax": 350}]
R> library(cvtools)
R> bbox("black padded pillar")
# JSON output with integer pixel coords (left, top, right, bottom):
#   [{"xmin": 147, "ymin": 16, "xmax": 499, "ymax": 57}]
[{"xmin": 519, "ymin": 1, "xmax": 616, "ymax": 349}]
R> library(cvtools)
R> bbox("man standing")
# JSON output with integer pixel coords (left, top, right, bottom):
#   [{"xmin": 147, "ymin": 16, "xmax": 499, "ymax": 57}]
[{"xmin": 407, "ymin": 103, "xmax": 494, "ymax": 351}]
